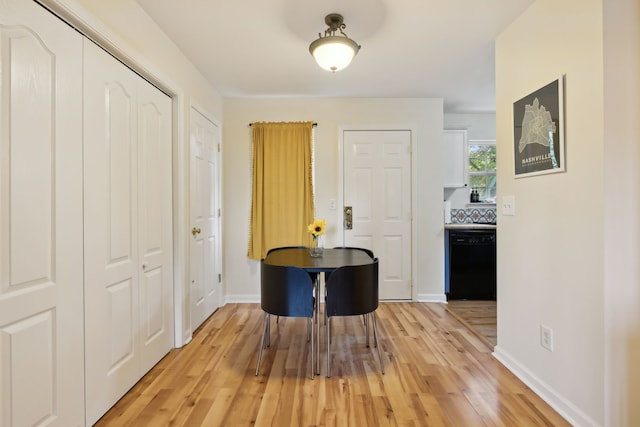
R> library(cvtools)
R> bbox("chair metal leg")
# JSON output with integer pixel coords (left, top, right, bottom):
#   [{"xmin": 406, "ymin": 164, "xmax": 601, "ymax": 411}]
[
  {"xmin": 371, "ymin": 312, "xmax": 384, "ymax": 374},
  {"xmin": 310, "ymin": 315, "xmax": 314, "ymax": 380},
  {"xmin": 324, "ymin": 289, "xmax": 328, "ymax": 326},
  {"xmin": 316, "ymin": 280, "xmax": 320, "ymax": 375},
  {"xmin": 256, "ymin": 313, "xmax": 316, "ymax": 379},
  {"xmin": 372, "ymin": 313, "xmax": 378, "ymax": 348},
  {"xmin": 256, "ymin": 312, "xmax": 269, "ymax": 376},
  {"xmin": 329, "ymin": 315, "xmax": 333, "ymax": 344},
  {"xmin": 266, "ymin": 314, "xmax": 271, "ymax": 347},
  {"xmin": 365, "ymin": 313, "xmax": 370, "ymax": 348}
]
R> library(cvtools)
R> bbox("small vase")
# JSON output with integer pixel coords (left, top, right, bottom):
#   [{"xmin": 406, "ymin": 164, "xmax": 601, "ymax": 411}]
[{"xmin": 309, "ymin": 236, "xmax": 324, "ymax": 257}]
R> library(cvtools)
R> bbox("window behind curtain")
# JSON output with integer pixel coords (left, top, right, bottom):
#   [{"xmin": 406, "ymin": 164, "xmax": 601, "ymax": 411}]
[{"xmin": 248, "ymin": 122, "xmax": 315, "ymax": 260}]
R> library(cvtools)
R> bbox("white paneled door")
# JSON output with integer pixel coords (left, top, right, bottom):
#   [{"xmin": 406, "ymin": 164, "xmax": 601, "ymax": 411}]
[
  {"xmin": 137, "ymin": 66, "xmax": 174, "ymax": 374},
  {"xmin": 343, "ymin": 130, "xmax": 412, "ymax": 300},
  {"xmin": 83, "ymin": 40, "xmax": 173, "ymax": 425},
  {"xmin": 190, "ymin": 108, "xmax": 221, "ymax": 331},
  {"xmin": 0, "ymin": 1, "xmax": 85, "ymax": 426}
]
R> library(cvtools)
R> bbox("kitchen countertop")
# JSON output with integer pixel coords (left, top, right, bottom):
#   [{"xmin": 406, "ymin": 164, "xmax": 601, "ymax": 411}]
[{"xmin": 444, "ymin": 223, "xmax": 497, "ymax": 230}]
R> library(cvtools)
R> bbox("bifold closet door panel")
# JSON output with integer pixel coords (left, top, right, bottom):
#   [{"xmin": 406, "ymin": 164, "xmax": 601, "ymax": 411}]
[
  {"xmin": 137, "ymin": 74, "xmax": 174, "ymax": 374},
  {"xmin": 0, "ymin": 1, "xmax": 85, "ymax": 426},
  {"xmin": 83, "ymin": 39, "xmax": 142, "ymax": 425},
  {"xmin": 83, "ymin": 38, "xmax": 174, "ymax": 425}
]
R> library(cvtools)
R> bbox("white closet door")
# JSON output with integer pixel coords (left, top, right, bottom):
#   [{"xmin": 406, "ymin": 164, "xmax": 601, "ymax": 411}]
[
  {"xmin": 83, "ymin": 39, "xmax": 173, "ymax": 424},
  {"xmin": 0, "ymin": 1, "xmax": 84, "ymax": 426},
  {"xmin": 137, "ymin": 77, "xmax": 174, "ymax": 373},
  {"xmin": 83, "ymin": 39, "xmax": 141, "ymax": 425}
]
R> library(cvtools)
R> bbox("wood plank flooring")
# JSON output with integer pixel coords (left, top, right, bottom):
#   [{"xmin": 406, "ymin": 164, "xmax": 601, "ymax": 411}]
[
  {"xmin": 94, "ymin": 303, "xmax": 568, "ymax": 426},
  {"xmin": 446, "ymin": 300, "xmax": 497, "ymax": 347}
]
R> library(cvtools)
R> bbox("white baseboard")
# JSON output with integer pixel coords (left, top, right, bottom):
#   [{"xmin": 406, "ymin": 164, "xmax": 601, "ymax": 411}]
[
  {"xmin": 224, "ymin": 294, "xmax": 259, "ymax": 304},
  {"xmin": 492, "ymin": 346, "xmax": 599, "ymax": 427},
  {"xmin": 416, "ymin": 293, "xmax": 447, "ymax": 303}
]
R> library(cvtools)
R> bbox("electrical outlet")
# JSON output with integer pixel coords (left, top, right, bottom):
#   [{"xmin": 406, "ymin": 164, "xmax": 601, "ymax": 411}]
[
  {"xmin": 328, "ymin": 198, "xmax": 337, "ymax": 210},
  {"xmin": 540, "ymin": 325, "xmax": 554, "ymax": 352}
]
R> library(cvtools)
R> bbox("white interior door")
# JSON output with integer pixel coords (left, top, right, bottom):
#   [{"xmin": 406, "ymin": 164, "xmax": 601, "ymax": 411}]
[
  {"xmin": 83, "ymin": 39, "xmax": 173, "ymax": 425},
  {"xmin": 83, "ymin": 40, "xmax": 140, "ymax": 424},
  {"xmin": 0, "ymin": 1, "xmax": 85, "ymax": 425},
  {"xmin": 343, "ymin": 130, "xmax": 412, "ymax": 300},
  {"xmin": 190, "ymin": 107, "xmax": 221, "ymax": 331},
  {"xmin": 137, "ymin": 75, "xmax": 174, "ymax": 373}
]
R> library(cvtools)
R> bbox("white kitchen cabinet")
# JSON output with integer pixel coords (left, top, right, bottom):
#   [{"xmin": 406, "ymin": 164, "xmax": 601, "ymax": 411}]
[{"xmin": 443, "ymin": 130, "xmax": 468, "ymax": 188}]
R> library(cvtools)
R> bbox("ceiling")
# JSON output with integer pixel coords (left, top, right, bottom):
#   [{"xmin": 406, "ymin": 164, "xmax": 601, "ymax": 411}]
[{"xmin": 136, "ymin": 0, "xmax": 534, "ymax": 113}]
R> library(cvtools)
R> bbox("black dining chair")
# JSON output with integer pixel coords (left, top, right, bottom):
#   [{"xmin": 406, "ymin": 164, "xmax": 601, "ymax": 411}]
[
  {"xmin": 265, "ymin": 246, "xmax": 318, "ymax": 323},
  {"xmin": 324, "ymin": 246, "xmax": 374, "ymax": 284},
  {"xmin": 256, "ymin": 262, "xmax": 316, "ymax": 379},
  {"xmin": 324, "ymin": 258, "xmax": 384, "ymax": 377}
]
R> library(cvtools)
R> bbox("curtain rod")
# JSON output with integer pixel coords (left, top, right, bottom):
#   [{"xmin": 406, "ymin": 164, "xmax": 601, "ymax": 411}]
[{"xmin": 249, "ymin": 122, "xmax": 317, "ymax": 127}]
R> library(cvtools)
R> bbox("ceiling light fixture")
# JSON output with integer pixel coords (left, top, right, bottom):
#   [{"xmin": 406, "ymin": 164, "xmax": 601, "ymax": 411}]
[{"xmin": 309, "ymin": 13, "xmax": 361, "ymax": 72}]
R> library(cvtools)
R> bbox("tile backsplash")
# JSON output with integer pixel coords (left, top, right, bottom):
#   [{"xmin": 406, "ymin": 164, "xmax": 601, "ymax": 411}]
[{"xmin": 450, "ymin": 207, "xmax": 497, "ymax": 224}]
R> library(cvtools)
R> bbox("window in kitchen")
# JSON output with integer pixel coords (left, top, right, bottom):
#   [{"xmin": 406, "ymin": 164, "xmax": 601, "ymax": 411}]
[{"xmin": 468, "ymin": 140, "xmax": 496, "ymax": 203}]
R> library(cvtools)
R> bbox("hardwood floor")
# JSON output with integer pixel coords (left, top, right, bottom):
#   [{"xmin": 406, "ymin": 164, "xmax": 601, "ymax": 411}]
[
  {"xmin": 445, "ymin": 300, "xmax": 497, "ymax": 347},
  {"xmin": 94, "ymin": 303, "xmax": 568, "ymax": 426}
]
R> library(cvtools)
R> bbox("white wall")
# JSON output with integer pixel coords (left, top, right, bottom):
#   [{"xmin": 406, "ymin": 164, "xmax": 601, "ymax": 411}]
[
  {"xmin": 444, "ymin": 113, "xmax": 496, "ymax": 209},
  {"xmin": 495, "ymin": 0, "xmax": 605, "ymax": 425},
  {"xmin": 222, "ymin": 98, "xmax": 444, "ymax": 302},
  {"xmin": 42, "ymin": 0, "xmax": 224, "ymax": 346},
  {"xmin": 444, "ymin": 113, "xmax": 496, "ymax": 141},
  {"xmin": 602, "ymin": 1, "xmax": 640, "ymax": 425}
]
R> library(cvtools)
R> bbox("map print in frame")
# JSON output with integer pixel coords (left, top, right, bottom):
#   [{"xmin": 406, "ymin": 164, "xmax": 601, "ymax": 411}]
[{"xmin": 513, "ymin": 77, "xmax": 565, "ymax": 178}]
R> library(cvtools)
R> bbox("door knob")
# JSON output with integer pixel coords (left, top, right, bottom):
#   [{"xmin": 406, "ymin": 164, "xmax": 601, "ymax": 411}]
[{"xmin": 192, "ymin": 227, "xmax": 201, "ymax": 236}]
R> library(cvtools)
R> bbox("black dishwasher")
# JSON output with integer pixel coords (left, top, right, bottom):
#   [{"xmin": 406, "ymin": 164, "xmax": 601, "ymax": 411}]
[{"xmin": 447, "ymin": 229, "xmax": 496, "ymax": 300}]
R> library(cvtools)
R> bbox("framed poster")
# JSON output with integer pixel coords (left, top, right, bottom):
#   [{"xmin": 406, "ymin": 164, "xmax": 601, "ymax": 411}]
[{"xmin": 513, "ymin": 76, "xmax": 565, "ymax": 178}]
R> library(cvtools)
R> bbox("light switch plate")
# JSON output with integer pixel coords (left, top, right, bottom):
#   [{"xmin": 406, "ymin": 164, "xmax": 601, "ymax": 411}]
[
  {"xmin": 502, "ymin": 195, "xmax": 515, "ymax": 215},
  {"xmin": 328, "ymin": 198, "xmax": 336, "ymax": 210}
]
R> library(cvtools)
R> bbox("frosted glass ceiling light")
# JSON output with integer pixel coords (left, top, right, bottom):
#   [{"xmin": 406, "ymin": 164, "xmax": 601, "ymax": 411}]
[{"xmin": 309, "ymin": 13, "xmax": 361, "ymax": 72}]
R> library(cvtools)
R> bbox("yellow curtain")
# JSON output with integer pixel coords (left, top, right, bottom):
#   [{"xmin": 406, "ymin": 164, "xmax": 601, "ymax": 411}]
[{"xmin": 248, "ymin": 122, "xmax": 315, "ymax": 260}]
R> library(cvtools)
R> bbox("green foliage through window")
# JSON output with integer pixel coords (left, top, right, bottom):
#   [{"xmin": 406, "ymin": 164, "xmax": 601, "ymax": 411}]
[{"xmin": 468, "ymin": 142, "xmax": 496, "ymax": 202}]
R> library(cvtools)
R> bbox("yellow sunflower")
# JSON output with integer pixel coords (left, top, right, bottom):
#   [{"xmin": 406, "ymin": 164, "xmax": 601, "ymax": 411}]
[{"xmin": 307, "ymin": 219, "xmax": 326, "ymax": 238}]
